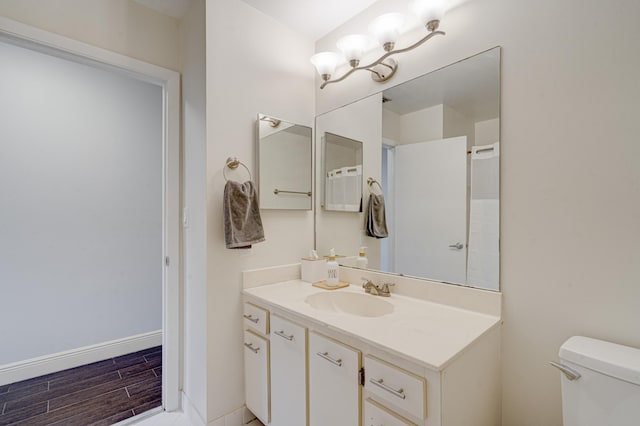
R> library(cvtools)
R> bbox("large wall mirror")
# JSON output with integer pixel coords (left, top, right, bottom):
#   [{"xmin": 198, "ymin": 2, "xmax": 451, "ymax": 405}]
[
  {"xmin": 315, "ymin": 47, "xmax": 501, "ymax": 291},
  {"xmin": 257, "ymin": 114, "xmax": 312, "ymax": 210}
]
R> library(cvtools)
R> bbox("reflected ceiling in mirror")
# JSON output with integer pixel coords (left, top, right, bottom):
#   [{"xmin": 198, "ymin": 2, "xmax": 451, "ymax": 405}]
[
  {"xmin": 257, "ymin": 114, "xmax": 312, "ymax": 210},
  {"xmin": 315, "ymin": 47, "xmax": 501, "ymax": 291}
]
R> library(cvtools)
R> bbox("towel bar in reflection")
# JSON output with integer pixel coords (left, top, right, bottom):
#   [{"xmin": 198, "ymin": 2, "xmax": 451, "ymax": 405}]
[{"xmin": 274, "ymin": 189, "xmax": 311, "ymax": 196}]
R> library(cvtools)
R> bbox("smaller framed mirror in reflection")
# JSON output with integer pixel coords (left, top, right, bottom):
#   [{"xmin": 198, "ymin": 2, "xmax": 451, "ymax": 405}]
[
  {"xmin": 256, "ymin": 114, "xmax": 312, "ymax": 210},
  {"xmin": 322, "ymin": 132, "xmax": 363, "ymax": 212}
]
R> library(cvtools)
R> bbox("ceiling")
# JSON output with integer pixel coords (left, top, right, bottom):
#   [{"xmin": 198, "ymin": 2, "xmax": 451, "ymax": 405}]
[
  {"xmin": 240, "ymin": 0, "xmax": 380, "ymax": 40},
  {"xmin": 240, "ymin": 0, "xmax": 473, "ymax": 41},
  {"xmin": 132, "ymin": 0, "xmax": 378, "ymax": 39}
]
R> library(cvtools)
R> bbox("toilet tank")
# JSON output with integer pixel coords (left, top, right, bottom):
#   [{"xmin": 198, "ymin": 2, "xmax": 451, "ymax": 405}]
[{"xmin": 558, "ymin": 336, "xmax": 640, "ymax": 426}]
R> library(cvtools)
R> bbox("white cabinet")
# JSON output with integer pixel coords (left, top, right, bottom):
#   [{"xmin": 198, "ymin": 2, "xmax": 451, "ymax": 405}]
[
  {"xmin": 270, "ymin": 314, "xmax": 307, "ymax": 426},
  {"xmin": 243, "ymin": 330, "xmax": 269, "ymax": 425},
  {"xmin": 242, "ymin": 295, "xmax": 501, "ymax": 426},
  {"xmin": 308, "ymin": 331, "xmax": 361, "ymax": 426},
  {"xmin": 364, "ymin": 398, "xmax": 416, "ymax": 426}
]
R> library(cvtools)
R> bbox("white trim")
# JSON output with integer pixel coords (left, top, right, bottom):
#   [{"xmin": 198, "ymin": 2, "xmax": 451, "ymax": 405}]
[
  {"xmin": 182, "ymin": 392, "xmax": 207, "ymax": 426},
  {"xmin": 0, "ymin": 331, "xmax": 162, "ymax": 386},
  {"xmin": 112, "ymin": 406, "xmax": 165, "ymax": 426},
  {"xmin": 0, "ymin": 17, "xmax": 181, "ymax": 411}
]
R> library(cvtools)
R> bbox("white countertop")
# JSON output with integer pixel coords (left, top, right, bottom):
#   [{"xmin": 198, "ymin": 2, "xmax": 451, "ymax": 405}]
[{"xmin": 243, "ymin": 280, "xmax": 501, "ymax": 371}]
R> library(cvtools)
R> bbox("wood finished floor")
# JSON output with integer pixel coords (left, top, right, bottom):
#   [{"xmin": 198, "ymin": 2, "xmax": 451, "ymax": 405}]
[{"xmin": 0, "ymin": 346, "xmax": 162, "ymax": 426}]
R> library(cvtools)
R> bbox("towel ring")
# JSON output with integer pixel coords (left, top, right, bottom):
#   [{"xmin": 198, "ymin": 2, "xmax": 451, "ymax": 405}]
[
  {"xmin": 224, "ymin": 157, "xmax": 252, "ymax": 182},
  {"xmin": 367, "ymin": 177, "xmax": 383, "ymax": 194}
]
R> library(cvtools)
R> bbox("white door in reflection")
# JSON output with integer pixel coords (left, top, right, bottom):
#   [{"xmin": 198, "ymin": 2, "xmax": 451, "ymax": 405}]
[{"xmin": 391, "ymin": 136, "xmax": 467, "ymax": 284}]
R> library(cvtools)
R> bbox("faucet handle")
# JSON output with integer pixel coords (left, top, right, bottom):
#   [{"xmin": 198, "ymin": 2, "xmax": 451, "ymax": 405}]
[{"xmin": 379, "ymin": 282, "xmax": 395, "ymax": 295}]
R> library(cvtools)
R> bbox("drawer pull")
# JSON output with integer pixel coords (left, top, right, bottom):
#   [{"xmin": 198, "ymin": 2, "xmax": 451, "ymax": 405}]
[
  {"xmin": 370, "ymin": 378, "xmax": 406, "ymax": 400},
  {"xmin": 244, "ymin": 342, "xmax": 260, "ymax": 354},
  {"xmin": 243, "ymin": 314, "xmax": 259, "ymax": 324},
  {"xmin": 274, "ymin": 330, "xmax": 294, "ymax": 341},
  {"xmin": 317, "ymin": 351, "xmax": 342, "ymax": 367}
]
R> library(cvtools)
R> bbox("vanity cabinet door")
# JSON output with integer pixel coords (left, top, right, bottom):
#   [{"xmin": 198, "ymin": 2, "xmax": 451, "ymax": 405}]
[
  {"xmin": 270, "ymin": 315, "xmax": 307, "ymax": 426},
  {"xmin": 309, "ymin": 331, "xmax": 361, "ymax": 426},
  {"xmin": 244, "ymin": 330, "xmax": 269, "ymax": 425}
]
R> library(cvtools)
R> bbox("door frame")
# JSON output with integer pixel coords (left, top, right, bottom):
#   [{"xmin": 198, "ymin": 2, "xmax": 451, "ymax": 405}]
[{"xmin": 0, "ymin": 17, "xmax": 181, "ymax": 411}]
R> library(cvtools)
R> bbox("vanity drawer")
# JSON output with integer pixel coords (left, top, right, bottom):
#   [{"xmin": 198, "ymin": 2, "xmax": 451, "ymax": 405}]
[
  {"xmin": 243, "ymin": 302, "xmax": 269, "ymax": 335},
  {"xmin": 364, "ymin": 398, "xmax": 416, "ymax": 426},
  {"xmin": 364, "ymin": 355, "xmax": 426, "ymax": 419}
]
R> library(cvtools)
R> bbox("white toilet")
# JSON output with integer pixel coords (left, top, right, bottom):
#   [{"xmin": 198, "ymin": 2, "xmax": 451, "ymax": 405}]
[{"xmin": 553, "ymin": 336, "xmax": 640, "ymax": 426}]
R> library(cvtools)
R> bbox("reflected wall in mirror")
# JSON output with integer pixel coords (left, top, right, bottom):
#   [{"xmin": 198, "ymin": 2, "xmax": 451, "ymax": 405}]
[
  {"xmin": 315, "ymin": 47, "xmax": 501, "ymax": 291},
  {"xmin": 315, "ymin": 93, "xmax": 382, "ymax": 268},
  {"xmin": 257, "ymin": 114, "xmax": 312, "ymax": 210},
  {"xmin": 323, "ymin": 132, "xmax": 363, "ymax": 212}
]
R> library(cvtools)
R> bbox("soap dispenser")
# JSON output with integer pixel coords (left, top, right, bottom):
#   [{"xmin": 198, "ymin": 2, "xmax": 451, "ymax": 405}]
[
  {"xmin": 326, "ymin": 248, "xmax": 339, "ymax": 286},
  {"xmin": 356, "ymin": 246, "xmax": 368, "ymax": 269}
]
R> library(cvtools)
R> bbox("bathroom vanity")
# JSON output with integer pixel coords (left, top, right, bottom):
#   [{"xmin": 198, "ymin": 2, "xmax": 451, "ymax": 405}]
[{"xmin": 242, "ymin": 268, "xmax": 502, "ymax": 426}]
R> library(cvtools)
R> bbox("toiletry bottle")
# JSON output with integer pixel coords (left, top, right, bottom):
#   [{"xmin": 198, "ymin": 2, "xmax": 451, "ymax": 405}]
[
  {"xmin": 326, "ymin": 248, "xmax": 339, "ymax": 286},
  {"xmin": 356, "ymin": 246, "xmax": 368, "ymax": 269}
]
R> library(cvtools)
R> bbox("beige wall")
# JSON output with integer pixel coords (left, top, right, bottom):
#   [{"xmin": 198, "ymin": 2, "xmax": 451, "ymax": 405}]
[
  {"xmin": 0, "ymin": 0, "xmax": 180, "ymax": 71},
  {"xmin": 205, "ymin": 0, "xmax": 315, "ymax": 422},
  {"xmin": 316, "ymin": 0, "xmax": 640, "ymax": 425},
  {"xmin": 476, "ymin": 118, "xmax": 500, "ymax": 146}
]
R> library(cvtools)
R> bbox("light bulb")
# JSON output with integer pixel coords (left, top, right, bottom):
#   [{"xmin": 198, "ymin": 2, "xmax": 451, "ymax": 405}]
[
  {"xmin": 310, "ymin": 52, "xmax": 340, "ymax": 81},
  {"xmin": 337, "ymin": 34, "xmax": 370, "ymax": 68},
  {"xmin": 409, "ymin": 0, "xmax": 447, "ymax": 31},
  {"xmin": 369, "ymin": 13, "xmax": 405, "ymax": 52}
]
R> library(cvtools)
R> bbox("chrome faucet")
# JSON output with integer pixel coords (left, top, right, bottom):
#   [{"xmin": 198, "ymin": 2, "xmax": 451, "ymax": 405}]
[{"xmin": 361, "ymin": 278, "xmax": 395, "ymax": 297}]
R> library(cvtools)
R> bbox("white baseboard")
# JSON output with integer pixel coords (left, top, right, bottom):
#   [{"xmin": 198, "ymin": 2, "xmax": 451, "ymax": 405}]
[{"xmin": 0, "ymin": 330, "xmax": 162, "ymax": 386}]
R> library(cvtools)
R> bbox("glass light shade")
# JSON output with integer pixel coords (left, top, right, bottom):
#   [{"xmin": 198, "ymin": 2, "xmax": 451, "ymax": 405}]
[
  {"xmin": 336, "ymin": 34, "xmax": 370, "ymax": 63},
  {"xmin": 368, "ymin": 13, "xmax": 405, "ymax": 47},
  {"xmin": 409, "ymin": 0, "xmax": 447, "ymax": 26},
  {"xmin": 310, "ymin": 52, "xmax": 340, "ymax": 77}
]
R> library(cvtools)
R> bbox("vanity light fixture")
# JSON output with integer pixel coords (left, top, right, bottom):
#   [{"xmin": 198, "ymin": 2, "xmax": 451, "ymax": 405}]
[{"xmin": 310, "ymin": 0, "xmax": 447, "ymax": 89}]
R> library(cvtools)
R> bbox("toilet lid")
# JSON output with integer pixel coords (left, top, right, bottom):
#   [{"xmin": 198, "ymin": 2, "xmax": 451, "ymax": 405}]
[{"xmin": 560, "ymin": 336, "xmax": 640, "ymax": 385}]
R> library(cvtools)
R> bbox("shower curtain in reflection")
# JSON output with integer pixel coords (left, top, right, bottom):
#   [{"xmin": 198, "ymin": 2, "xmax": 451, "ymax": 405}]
[
  {"xmin": 325, "ymin": 165, "xmax": 362, "ymax": 211},
  {"xmin": 467, "ymin": 142, "xmax": 500, "ymax": 290}
]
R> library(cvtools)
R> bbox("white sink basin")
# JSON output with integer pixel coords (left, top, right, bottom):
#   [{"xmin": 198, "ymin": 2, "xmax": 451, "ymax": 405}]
[{"xmin": 305, "ymin": 291, "xmax": 394, "ymax": 317}]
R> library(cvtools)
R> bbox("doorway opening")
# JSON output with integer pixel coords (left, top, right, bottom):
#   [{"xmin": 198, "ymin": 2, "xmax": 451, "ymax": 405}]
[{"xmin": 0, "ymin": 17, "xmax": 180, "ymax": 420}]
